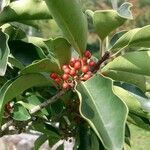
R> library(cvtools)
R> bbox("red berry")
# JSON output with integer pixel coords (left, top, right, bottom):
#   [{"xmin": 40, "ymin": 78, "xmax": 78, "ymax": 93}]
[
  {"xmin": 81, "ymin": 65, "xmax": 89, "ymax": 73},
  {"xmin": 70, "ymin": 58, "xmax": 76, "ymax": 67},
  {"xmin": 55, "ymin": 78, "xmax": 61, "ymax": 84},
  {"xmin": 74, "ymin": 61, "xmax": 81, "ymax": 70},
  {"xmin": 64, "ymin": 68, "xmax": 70, "ymax": 74},
  {"xmin": 62, "ymin": 65, "xmax": 69, "ymax": 70},
  {"xmin": 62, "ymin": 82, "xmax": 69, "ymax": 89},
  {"xmin": 62, "ymin": 73, "xmax": 69, "ymax": 80},
  {"xmin": 50, "ymin": 73, "xmax": 58, "ymax": 79},
  {"xmin": 84, "ymin": 51, "xmax": 91, "ymax": 59},
  {"xmin": 82, "ymin": 57, "xmax": 87, "ymax": 63},
  {"xmin": 83, "ymin": 73, "xmax": 91, "ymax": 80},
  {"xmin": 89, "ymin": 60, "xmax": 96, "ymax": 67},
  {"xmin": 71, "ymin": 58, "xmax": 76, "ymax": 62},
  {"xmin": 70, "ymin": 68, "xmax": 76, "ymax": 76},
  {"xmin": 70, "ymin": 62, "xmax": 74, "ymax": 67},
  {"xmin": 80, "ymin": 57, "xmax": 87, "ymax": 65}
]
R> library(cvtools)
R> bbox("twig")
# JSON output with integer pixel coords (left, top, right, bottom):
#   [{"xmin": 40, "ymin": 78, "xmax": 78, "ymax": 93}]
[
  {"xmin": 1, "ymin": 120, "xmax": 13, "ymax": 131},
  {"xmin": 29, "ymin": 90, "xmax": 65, "ymax": 114},
  {"xmin": 1, "ymin": 90, "xmax": 66, "ymax": 133},
  {"xmin": 92, "ymin": 51, "xmax": 110, "ymax": 72}
]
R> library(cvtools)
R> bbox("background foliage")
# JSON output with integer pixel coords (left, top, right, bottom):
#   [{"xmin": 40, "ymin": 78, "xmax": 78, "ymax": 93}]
[{"xmin": 0, "ymin": 0, "xmax": 150, "ymax": 150}]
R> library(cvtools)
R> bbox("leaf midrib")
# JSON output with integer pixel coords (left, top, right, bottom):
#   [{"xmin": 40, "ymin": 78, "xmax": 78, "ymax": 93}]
[
  {"xmin": 80, "ymin": 82, "xmax": 113, "ymax": 148},
  {"xmin": 50, "ymin": 2, "xmax": 81, "ymax": 55}
]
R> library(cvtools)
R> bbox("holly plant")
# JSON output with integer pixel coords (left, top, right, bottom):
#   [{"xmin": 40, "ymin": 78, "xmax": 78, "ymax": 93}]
[{"xmin": 0, "ymin": 0, "xmax": 150, "ymax": 150}]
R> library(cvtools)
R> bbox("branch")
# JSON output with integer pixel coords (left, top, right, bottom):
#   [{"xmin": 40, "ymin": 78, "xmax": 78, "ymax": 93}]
[
  {"xmin": 1, "ymin": 90, "xmax": 66, "ymax": 133},
  {"xmin": 1, "ymin": 120, "xmax": 13, "ymax": 131},
  {"xmin": 92, "ymin": 51, "xmax": 110, "ymax": 72},
  {"xmin": 29, "ymin": 90, "xmax": 65, "ymax": 114}
]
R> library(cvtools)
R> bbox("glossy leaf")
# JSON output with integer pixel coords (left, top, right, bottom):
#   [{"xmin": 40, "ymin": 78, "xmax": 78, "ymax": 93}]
[
  {"xmin": 125, "ymin": 124, "xmax": 131, "ymax": 147},
  {"xmin": 109, "ymin": 25, "xmax": 150, "ymax": 52},
  {"xmin": 102, "ymin": 51, "xmax": 150, "ymax": 92},
  {"xmin": 89, "ymin": 2, "xmax": 132, "ymax": 40},
  {"xmin": 76, "ymin": 125, "xmax": 101, "ymax": 150},
  {"xmin": 45, "ymin": 0, "xmax": 88, "ymax": 56},
  {"xmin": 21, "ymin": 37, "xmax": 71, "ymax": 74},
  {"xmin": 117, "ymin": 2, "xmax": 133, "ymax": 19},
  {"xmin": 21, "ymin": 58, "xmax": 60, "ymax": 74},
  {"xmin": 108, "ymin": 30, "xmax": 127, "ymax": 49},
  {"xmin": 25, "ymin": 36, "xmax": 50, "ymax": 53},
  {"xmin": 17, "ymin": 94, "xmax": 50, "ymax": 117},
  {"xmin": 113, "ymin": 83, "xmax": 150, "ymax": 119},
  {"xmin": 12, "ymin": 104, "xmax": 31, "ymax": 121},
  {"xmin": 34, "ymin": 134, "xmax": 48, "ymax": 150},
  {"xmin": 128, "ymin": 113, "xmax": 150, "ymax": 131},
  {"xmin": 114, "ymin": 82, "xmax": 150, "ymax": 113},
  {"xmin": 8, "ymin": 40, "xmax": 45, "ymax": 66},
  {"xmin": 0, "ymin": 73, "xmax": 54, "ymax": 125},
  {"xmin": 45, "ymin": 37, "xmax": 71, "ymax": 69},
  {"xmin": 76, "ymin": 74, "xmax": 128, "ymax": 150},
  {"xmin": 0, "ymin": 30, "xmax": 10, "ymax": 76},
  {"xmin": 0, "ymin": 0, "xmax": 52, "ymax": 25},
  {"xmin": 0, "ymin": 24, "xmax": 26, "ymax": 40},
  {"xmin": 8, "ymin": 56, "xmax": 25, "ymax": 70},
  {"xmin": 33, "ymin": 122, "xmax": 61, "ymax": 148}
]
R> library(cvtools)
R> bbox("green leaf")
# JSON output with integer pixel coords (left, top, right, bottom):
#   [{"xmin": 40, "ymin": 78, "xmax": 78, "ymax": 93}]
[
  {"xmin": 45, "ymin": 37, "xmax": 71, "ymax": 68},
  {"xmin": 12, "ymin": 104, "xmax": 31, "ymax": 121},
  {"xmin": 0, "ymin": 24, "xmax": 26, "ymax": 40},
  {"xmin": 25, "ymin": 36, "xmax": 50, "ymax": 53},
  {"xmin": 21, "ymin": 58, "xmax": 60, "ymax": 74},
  {"xmin": 8, "ymin": 56, "xmax": 25, "ymax": 70},
  {"xmin": 113, "ymin": 83, "xmax": 150, "ymax": 119},
  {"xmin": 102, "ymin": 51, "xmax": 150, "ymax": 92},
  {"xmin": 117, "ymin": 2, "xmax": 133, "ymax": 19},
  {"xmin": 76, "ymin": 125, "xmax": 102, "ymax": 150},
  {"xmin": 8, "ymin": 40, "xmax": 45, "ymax": 66},
  {"xmin": 0, "ymin": 73, "xmax": 54, "ymax": 125},
  {"xmin": 34, "ymin": 134, "xmax": 48, "ymax": 150},
  {"xmin": 108, "ymin": 30, "xmax": 127, "ymax": 49},
  {"xmin": 114, "ymin": 82, "xmax": 150, "ymax": 113},
  {"xmin": 75, "ymin": 74, "xmax": 128, "ymax": 150},
  {"xmin": 125, "ymin": 124, "xmax": 131, "ymax": 147},
  {"xmin": 90, "ymin": 2, "xmax": 132, "ymax": 40},
  {"xmin": 33, "ymin": 122, "xmax": 59, "ymax": 136},
  {"xmin": 109, "ymin": 25, "xmax": 150, "ymax": 52},
  {"xmin": 44, "ymin": 0, "xmax": 88, "ymax": 56},
  {"xmin": 17, "ymin": 94, "xmax": 50, "ymax": 117},
  {"xmin": 0, "ymin": 30, "xmax": 10, "ymax": 76},
  {"xmin": 17, "ymin": 20, "xmax": 40, "ymax": 28},
  {"xmin": 128, "ymin": 113, "xmax": 150, "ymax": 131},
  {"xmin": 21, "ymin": 37, "xmax": 71, "ymax": 74},
  {"xmin": 0, "ymin": 0, "xmax": 52, "ymax": 25},
  {"xmin": 33, "ymin": 122, "xmax": 61, "ymax": 147}
]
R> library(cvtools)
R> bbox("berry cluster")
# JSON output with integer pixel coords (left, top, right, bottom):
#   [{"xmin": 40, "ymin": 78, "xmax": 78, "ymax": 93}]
[{"xmin": 50, "ymin": 51, "xmax": 96, "ymax": 89}]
